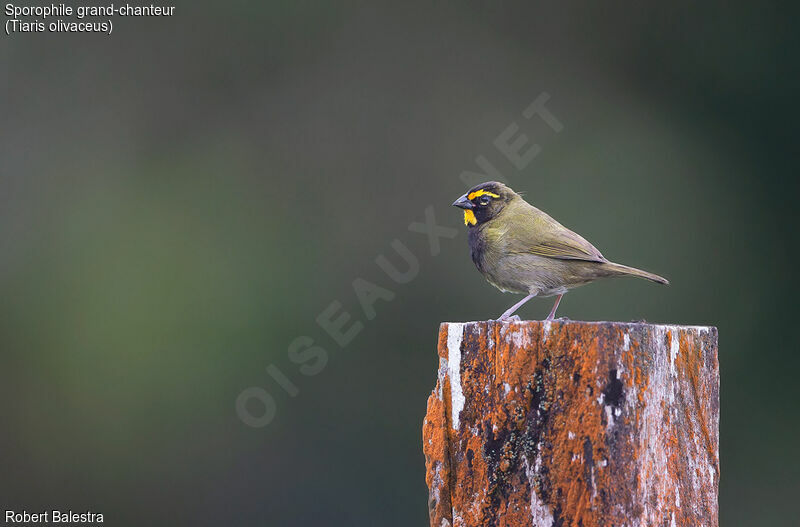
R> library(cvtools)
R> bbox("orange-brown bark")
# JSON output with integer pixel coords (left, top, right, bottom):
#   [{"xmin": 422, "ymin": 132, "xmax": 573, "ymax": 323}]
[{"xmin": 423, "ymin": 320, "xmax": 719, "ymax": 527}]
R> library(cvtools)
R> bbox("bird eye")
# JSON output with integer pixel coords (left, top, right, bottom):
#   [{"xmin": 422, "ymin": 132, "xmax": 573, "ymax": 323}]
[{"xmin": 479, "ymin": 196, "xmax": 491, "ymax": 205}]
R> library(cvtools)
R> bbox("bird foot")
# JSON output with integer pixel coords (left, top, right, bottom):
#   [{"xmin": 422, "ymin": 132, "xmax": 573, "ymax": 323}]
[{"xmin": 497, "ymin": 315, "xmax": 521, "ymax": 322}]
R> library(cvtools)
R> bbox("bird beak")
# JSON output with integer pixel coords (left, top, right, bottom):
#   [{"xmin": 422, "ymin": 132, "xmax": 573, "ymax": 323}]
[{"xmin": 452, "ymin": 194, "xmax": 474, "ymax": 209}]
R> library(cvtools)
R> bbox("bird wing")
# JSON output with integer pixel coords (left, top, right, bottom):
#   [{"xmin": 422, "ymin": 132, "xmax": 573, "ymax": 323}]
[
  {"xmin": 524, "ymin": 235, "xmax": 605, "ymax": 261},
  {"xmin": 504, "ymin": 203, "xmax": 607, "ymax": 263}
]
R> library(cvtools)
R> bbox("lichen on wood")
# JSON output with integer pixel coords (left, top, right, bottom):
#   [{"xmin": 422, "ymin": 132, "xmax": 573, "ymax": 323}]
[{"xmin": 422, "ymin": 320, "xmax": 719, "ymax": 527}]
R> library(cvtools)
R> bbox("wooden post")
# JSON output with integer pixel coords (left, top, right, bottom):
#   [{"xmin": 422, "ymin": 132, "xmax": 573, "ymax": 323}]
[{"xmin": 423, "ymin": 320, "xmax": 719, "ymax": 527}]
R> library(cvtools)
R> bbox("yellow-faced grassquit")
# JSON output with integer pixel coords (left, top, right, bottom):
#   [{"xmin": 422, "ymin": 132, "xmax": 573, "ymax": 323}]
[{"xmin": 453, "ymin": 181, "xmax": 668, "ymax": 320}]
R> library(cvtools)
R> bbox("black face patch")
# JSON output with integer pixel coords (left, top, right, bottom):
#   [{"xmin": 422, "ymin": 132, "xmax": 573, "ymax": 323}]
[
  {"xmin": 459, "ymin": 181, "xmax": 513, "ymax": 227},
  {"xmin": 468, "ymin": 191, "xmax": 504, "ymax": 224}
]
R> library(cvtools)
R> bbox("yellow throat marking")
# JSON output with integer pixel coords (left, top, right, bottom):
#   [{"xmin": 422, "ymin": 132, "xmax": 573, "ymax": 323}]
[
  {"xmin": 467, "ymin": 189, "xmax": 500, "ymax": 200},
  {"xmin": 463, "ymin": 209, "xmax": 477, "ymax": 226}
]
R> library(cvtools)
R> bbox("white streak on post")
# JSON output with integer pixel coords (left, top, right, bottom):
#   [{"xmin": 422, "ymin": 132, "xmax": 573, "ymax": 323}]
[
  {"xmin": 638, "ymin": 326, "xmax": 673, "ymax": 524},
  {"xmin": 522, "ymin": 455, "xmax": 554, "ymax": 526},
  {"xmin": 436, "ymin": 357, "xmax": 448, "ymax": 401},
  {"xmin": 447, "ymin": 323, "xmax": 466, "ymax": 430},
  {"xmin": 670, "ymin": 330, "xmax": 680, "ymax": 377}
]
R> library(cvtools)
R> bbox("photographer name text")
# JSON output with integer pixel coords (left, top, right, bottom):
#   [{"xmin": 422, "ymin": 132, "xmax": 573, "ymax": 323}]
[{"xmin": 4, "ymin": 510, "xmax": 103, "ymax": 524}]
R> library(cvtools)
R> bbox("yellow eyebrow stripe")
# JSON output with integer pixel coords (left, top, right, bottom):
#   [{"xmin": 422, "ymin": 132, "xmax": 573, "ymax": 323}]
[{"xmin": 468, "ymin": 190, "xmax": 500, "ymax": 200}]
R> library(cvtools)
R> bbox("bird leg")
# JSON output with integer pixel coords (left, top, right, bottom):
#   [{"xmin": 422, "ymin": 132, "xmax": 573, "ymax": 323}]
[
  {"xmin": 545, "ymin": 294, "xmax": 563, "ymax": 321},
  {"xmin": 498, "ymin": 293, "xmax": 536, "ymax": 320}
]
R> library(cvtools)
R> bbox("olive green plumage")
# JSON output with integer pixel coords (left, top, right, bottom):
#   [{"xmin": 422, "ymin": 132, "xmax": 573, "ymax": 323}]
[{"xmin": 452, "ymin": 181, "xmax": 668, "ymax": 320}]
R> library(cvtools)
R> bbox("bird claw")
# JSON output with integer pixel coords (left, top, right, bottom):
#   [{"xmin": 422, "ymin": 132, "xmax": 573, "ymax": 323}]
[{"xmin": 497, "ymin": 315, "xmax": 521, "ymax": 322}]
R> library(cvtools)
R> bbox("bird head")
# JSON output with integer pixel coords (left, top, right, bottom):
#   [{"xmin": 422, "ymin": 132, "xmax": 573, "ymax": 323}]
[{"xmin": 452, "ymin": 181, "xmax": 516, "ymax": 226}]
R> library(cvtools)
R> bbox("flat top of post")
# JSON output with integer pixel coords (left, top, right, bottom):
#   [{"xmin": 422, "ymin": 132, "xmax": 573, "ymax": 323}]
[{"xmin": 441, "ymin": 320, "xmax": 717, "ymax": 332}]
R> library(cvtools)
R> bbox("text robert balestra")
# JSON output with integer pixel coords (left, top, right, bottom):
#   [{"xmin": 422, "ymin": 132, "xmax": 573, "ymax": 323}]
[{"xmin": 5, "ymin": 510, "xmax": 103, "ymax": 523}]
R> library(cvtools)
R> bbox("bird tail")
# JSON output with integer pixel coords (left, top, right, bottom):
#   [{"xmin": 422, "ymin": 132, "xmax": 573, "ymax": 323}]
[{"xmin": 604, "ymin": 262, "xmax": 669, "ymax": 285}]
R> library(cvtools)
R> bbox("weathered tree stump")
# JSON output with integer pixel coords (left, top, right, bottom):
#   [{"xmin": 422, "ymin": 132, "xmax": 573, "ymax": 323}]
[{"xmin": 423, "ymin": 320, "xmax": 719, "ymax": 527}]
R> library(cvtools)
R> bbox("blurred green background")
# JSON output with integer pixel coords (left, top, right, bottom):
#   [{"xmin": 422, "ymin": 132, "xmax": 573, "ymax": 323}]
[{"xmin": 2, "ymin": 1, "xmax": 798, "ymax": 525}]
